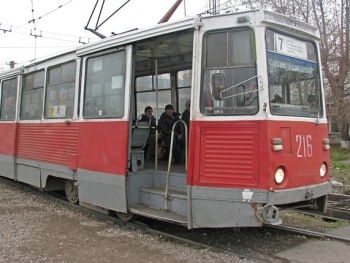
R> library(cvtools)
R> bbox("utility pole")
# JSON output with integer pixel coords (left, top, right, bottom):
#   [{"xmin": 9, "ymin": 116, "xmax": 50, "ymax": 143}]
[
  {"xmin": 6, "ymin": 61, "xmax": 16, "ymax": 69},
  {"xmin": 208, "ymin": 0, "xmax": 220, "ymax": 15}
]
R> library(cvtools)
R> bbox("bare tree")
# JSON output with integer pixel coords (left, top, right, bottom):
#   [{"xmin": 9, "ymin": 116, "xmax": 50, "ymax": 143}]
[
  {"xmin": 313, "ymin": 0, "xmax": 350, "ymax": 146},
  {"xmin": 227, "ymin": 0, "xmax": 350, "ymax": 147}
]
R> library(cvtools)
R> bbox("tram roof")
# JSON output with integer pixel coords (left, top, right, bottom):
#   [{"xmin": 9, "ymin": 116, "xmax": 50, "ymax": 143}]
[
  {"xmin": 76, "ymin": 15, "xmax": 199, "ymax": 57},
  {"xmin": 76, "ymin": 9, "xmax": 319, "ymax": 58}
]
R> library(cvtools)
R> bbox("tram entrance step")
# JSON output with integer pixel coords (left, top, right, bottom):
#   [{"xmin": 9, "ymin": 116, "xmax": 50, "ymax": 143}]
[
  {"xmin": 139, "ymin": 186, "xmax": 187, "ymax": 216},
  {"xmin": 129, "ymin": 204, "xmax": 187, "ymax": 226}
]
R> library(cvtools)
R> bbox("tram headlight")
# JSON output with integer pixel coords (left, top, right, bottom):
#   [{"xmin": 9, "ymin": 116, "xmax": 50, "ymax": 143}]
[
  {"xmin": 320, "ymin": 163, "xmax": 327, "ymax": 177},
  {"xmin": 274, "ymin": 167, "xmax": 285, "ymax": 184}
]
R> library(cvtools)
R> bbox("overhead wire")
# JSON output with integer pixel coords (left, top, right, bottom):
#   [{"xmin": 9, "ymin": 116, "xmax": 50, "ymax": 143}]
[
  {"xmin": 0, "ymin": 0, "xmax": 84, "ymax": 39},
  {"xmin": 0, "ymin": 0, "xmax": 87, "ymax": 66},
  {"xmin": 0, "ymin": 0, "xmax": 95, "ymax": 47},
  {"xmin": 10, "ymin": 0, "xmax": 75, "ymax": 31}
]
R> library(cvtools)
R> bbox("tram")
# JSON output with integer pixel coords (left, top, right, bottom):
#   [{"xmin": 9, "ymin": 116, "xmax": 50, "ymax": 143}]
[{"xmin": 0, "ymin": 10, "xmax": 331, "ymax": 228}]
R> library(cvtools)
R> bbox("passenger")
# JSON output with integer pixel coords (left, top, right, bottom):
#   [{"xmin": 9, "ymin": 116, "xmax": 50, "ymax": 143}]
[
  {"xmin": 142, "ymin": 106, "xmax": 157, "ymax": 160},
  {"xmin": 142, "ymin": 106, "xmax": 156, "ymax": 128},
  {"xmin": 181, "ymin": 100, "xmax": 190, "ymax": 133},
  {"xmin": 159, "ymin": 104, "xmax": 182, "ymax": 164}
]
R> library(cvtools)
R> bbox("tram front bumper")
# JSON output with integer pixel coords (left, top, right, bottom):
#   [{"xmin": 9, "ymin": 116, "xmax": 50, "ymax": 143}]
[{"xmin": 266, "ymin": 181, "xmax": 332, "ymax": 205}]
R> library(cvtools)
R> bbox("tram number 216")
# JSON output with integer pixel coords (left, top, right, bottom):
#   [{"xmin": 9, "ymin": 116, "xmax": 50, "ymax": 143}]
[{"xmin": 296, "ymin": 134, "xmax": 312, "ymax": 158}]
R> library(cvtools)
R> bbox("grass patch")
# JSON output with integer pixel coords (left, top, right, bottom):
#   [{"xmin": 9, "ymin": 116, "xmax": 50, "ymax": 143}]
[
  {"xmin": 330, "ymin": 145, "xmax": 350, "ymax": 184},
  {"xmin": 330, "ymin": 144, "xmax": 350, "ymax": 162},
  {"xmin": 281, "ymin": 210, "xmax": 349, "ymax": 232}
]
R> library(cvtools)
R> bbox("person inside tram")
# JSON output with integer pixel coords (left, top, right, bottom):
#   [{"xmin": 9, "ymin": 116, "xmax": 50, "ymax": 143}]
[
  {"xmin": 141, "ymin": 106, "xmax": 158, "ymax": 160},
  {"xmin": 159, "ymin": 104, "xmax": 182, "ymax": 164},
  {"xmin": 181, "ymin": 100, "xmax": 190, "ymax": 133}
]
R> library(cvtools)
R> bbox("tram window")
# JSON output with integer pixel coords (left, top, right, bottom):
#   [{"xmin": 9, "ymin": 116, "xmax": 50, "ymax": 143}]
[
  {"xmin": 266, "ymin": 29, "xmax": 322, "ymax": 117},
  {"xmin": 135, "ymin": 74, "xmax": 171, "ymax": 117},
  {"xmin": 21, "ymin": 70, "xmax": 44, "ymax": 120},
  {"xmin": 84, "ymin": 51, "xmax": 126, "ymax": 118},
  {"xmin": 177, "ymin": 70, "xmax": 192, "ymax": 111},
  {"xmin": 136, "ymin": 74, "xmax": 170, "ymax": 92},
  {"xmin": 136, "ymin": 90, "xmax": 171, "ymax": 117},
  {"xmin": 0, "ymin": 77, "xmax": 18, "ymax": 121},
  {"xmin": 201, "ymin": 28, "xmax": 257, "ymax": 116},
  {"xmin": 177, "ymin": 70, "xmax": 192, "ymax": 88},
  {"xmin": 206, "ymin": 33, "xmax": 227, "ymax": 67},
  {"xmin": 45, "ymin": 61, "xmax": 76, "ymax": 118},
  {"xmin": 229, "ymin": 30, "xmax": 254, "ymax": 65},
  {"xmin": 178, "ymin": 88, "xmax": 191, "ymax": 111}
]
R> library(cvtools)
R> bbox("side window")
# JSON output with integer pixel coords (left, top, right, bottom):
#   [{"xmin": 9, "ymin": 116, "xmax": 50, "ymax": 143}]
[
  {"xmin": 21, "ymin": 71, "xmax": 44, "ymax": 120},
  {"xmin": 177, "ymin": 70, "xmax": 191, "ymax": 112},
  {"xmin": 84, "ymin": 51, "xmax": 126, "ymax": 118},
  {"xmin": 0, "ymin": 77, "xmax": 18, "ymax": 121},
  {"xmin": 135, "ymin": 73, "xmax": 171, "ymax": 117},
  {"xmin": 45, "ymin": 61, "xmax": 76, "ymax": 118}
]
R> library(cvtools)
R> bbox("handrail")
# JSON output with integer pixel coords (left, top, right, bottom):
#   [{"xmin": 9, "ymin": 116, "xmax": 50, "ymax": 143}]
[
  {"xmin": 219, "ymin": 75, "xmax": 263, "ymax": 100},
  {"xmin": 165, "ymin": 120, "xmax": 188, "ymax": 211}
]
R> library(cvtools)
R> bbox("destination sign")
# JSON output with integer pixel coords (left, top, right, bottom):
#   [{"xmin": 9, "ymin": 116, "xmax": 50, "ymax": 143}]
[{"xmin": 274, "ymin": 33, "xmax": 308, "ymax": 60}]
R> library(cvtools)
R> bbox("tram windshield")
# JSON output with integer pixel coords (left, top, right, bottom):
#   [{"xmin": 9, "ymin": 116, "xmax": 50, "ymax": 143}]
[
  {"xmin": 266, "ymin": 29, "xmax": 323, "ymax": 117},
  {"xmin": 200, "ymin": 28, "xmax": 258, "ymax": 115}
]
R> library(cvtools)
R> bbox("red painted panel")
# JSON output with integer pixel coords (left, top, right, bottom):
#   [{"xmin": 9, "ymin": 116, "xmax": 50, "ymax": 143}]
[
  {"xmin": 267, "ymin": 120, "xmax": 330, "ymax": 190},
  {"xmin": 17, "ymin": 123, "xmax": 79, "ymax": 166},
  {"xmin": 188, "ymin": 120, "xmax": 330, "ymax": 191},
  {"xmin": 190, "ymin": 122, "xmax": 259, "ymax": 187},
  {"xmin": 77, "ymin": 121, "xmax": 128, "ymax": 176},
  {"xmin": 0, "ymin": 122, "xmax": 17, "ymax": 156}
]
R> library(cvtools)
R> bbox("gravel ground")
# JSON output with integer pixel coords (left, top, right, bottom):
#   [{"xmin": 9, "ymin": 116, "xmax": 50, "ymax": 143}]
[
  {"xmin": 1, "ymin": 179, "xmax": 349, "ymax": 263},
  {"xmin": 0, "ymin": 181, "xmax": 256, "ymax": 263}
]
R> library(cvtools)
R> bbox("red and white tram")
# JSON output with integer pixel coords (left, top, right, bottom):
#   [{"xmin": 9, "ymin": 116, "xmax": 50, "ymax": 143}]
[{"xmin": 0, "ymin": 10, "xmax": 331, "ymax": 228}]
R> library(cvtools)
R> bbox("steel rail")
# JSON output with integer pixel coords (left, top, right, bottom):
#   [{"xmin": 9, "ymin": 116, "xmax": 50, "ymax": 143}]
[{"xmin": 264, "ymin": 224, "xmax": 350, "ymax": 243}]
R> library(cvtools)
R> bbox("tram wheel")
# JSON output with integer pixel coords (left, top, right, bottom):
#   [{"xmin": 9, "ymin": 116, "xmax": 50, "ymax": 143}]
[
  {"xmin": 65, "ymin": 179, "xmax": 79, "ymax": 204},
  {"xmin": 116, "ymin": 212, "xmax": 137, "ymax": 222}
]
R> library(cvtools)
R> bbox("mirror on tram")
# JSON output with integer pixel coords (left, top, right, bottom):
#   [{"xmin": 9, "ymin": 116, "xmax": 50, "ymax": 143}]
[{"xmin": 211, "ymin": 73, "xmax": 226, "ymax": 100}]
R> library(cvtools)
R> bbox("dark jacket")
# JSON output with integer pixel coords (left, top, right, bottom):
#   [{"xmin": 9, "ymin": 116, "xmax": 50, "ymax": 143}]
[
  {"xmin": 140, "ymin": 114, "xmax": 156, "ymax": 134},
  {"xmin": 181, "ymin": 109, "xmax": 190, "ymax": 131},
  {"xmin": 159, "ymin": 112, "xmax": 181, "ymax": 145}
]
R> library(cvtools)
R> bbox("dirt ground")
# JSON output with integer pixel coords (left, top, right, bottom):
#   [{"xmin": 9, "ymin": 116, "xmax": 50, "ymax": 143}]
[
  {"xmin": 1, "ymin": 157, "xmax": 349, "ymax": 263},
  {"xmin": 0, "ymin": 181, "xmax": 255, "ymax": 263}
]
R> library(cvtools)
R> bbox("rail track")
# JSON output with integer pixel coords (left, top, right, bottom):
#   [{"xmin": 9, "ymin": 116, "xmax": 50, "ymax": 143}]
[
  {"xmin": 293, "ymin": 193, "xmax": 350, "ymax": 223},
  {"xmin": 0, "ymin": 176, "xmax": 265, "ymax": 262},
  {"xmin": 1, "ymin": 176, "xmax": 349, "ymax": 262}
]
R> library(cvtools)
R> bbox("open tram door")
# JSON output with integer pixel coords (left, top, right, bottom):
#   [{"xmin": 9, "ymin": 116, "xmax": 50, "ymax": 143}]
[
  {"xmin": 129, "ymin": 27, "xmax": 194, "ymax": 171},
  {"xmin": 126, "ymin": 25, "xmax": 195, "ymax": 225}
]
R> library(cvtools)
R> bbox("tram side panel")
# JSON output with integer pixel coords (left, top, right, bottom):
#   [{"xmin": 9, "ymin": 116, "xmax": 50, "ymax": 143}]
[
  {"xmin": 16, "ymin": 122, "xmax": 79, "ymax": 187},
  {"xmin": 76, "ymin": 121, "xmax": 129, "ymax": 213},
  {"xmin": 0, "ymin": 122, "xmax": 17, "ymax": 179}
]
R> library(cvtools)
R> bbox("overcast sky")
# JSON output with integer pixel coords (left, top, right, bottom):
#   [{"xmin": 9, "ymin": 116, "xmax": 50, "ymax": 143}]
[{"xmin": 0, "ymin": 0, "xmax": 208, "ymax": 70}]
